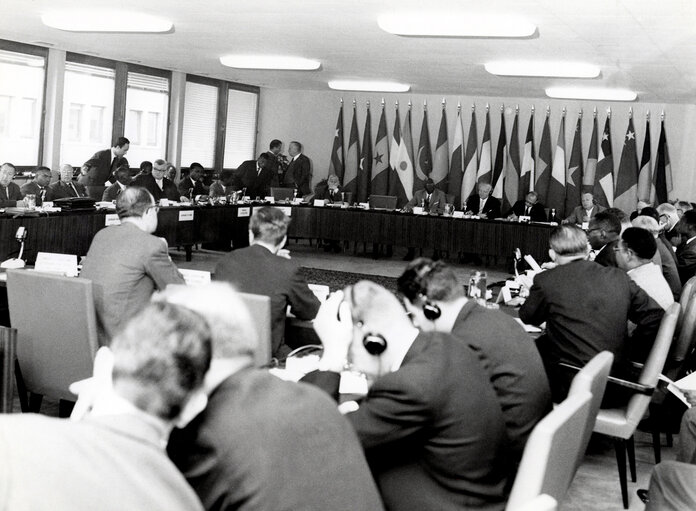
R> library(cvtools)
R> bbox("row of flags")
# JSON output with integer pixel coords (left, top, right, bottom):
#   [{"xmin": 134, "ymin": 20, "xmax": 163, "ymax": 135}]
[{"xmin": 328, "ymin": 101, "xmax": 673, "ymax": 216}]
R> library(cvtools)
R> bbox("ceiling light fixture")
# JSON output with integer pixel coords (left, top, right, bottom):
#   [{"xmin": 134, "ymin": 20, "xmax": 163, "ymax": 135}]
[
  {"xmin": 545, "ymin": 86, "xmax": 637, "ymax": 101},
  {"xmin": 377, "ymin": 13, "xmax": 536, "ymax": 38},
  {"xmin": 485, "ymin": 61, "xmax": 600, "ymax": 78},
  {"xmin": 328, "ymin": 80, "xmax": 410, "ymax": 92},
  {"xmin": 220, "ymin": 55, "xmax": 320, "ymax": 70},
  {"xmin": 41, "ymin": 11, "xmax": 173, "ymax": 32}
]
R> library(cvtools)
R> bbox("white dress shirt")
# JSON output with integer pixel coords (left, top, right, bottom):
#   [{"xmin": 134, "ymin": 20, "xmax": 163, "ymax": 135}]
[{"xmin": 627, "ymin": 262, "xmax": 675, "ymax": 310}]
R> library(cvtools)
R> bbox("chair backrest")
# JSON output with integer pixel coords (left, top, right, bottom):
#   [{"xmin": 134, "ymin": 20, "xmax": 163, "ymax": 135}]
[
  {"xmin": 672, "ymin": 296, "xmax": 696, "ymax": 364},
  {"xmin": 677, "ymin": 275, "xmax": 696, "ymax": 330},
  {"xmin": 6, "ymin": 269, "xmax": 99, "ymax": 401},
  {"xmin": 507, "ymin": 494, "xmax": 557, "ymax": 511},
  {"xmin": 506, "ymin": 390, "xmax": 592, "ymax": 510},
  {"xmin": 270, "ymin": 187, "xmax": 295, "ymax": 201},
  {"xmin": 566, "ymin": 350, "xmax": 614, "ymax": 471},
  {"xmin": 237, "ymin": 292, "xmax": 271, "ymax": 367},
  {"xmin": 368, "ymin": 195, "xmax": 398, "ymax": 210}
]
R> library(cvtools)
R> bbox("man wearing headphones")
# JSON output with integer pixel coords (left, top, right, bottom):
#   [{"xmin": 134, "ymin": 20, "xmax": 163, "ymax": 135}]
[
  {"xmin": 397, "ymin": 258, "xmax": 552, "ymax": 458},
  {"xmin": 303, "ymin": 281, "xmax": 509, "ymax": 511}
]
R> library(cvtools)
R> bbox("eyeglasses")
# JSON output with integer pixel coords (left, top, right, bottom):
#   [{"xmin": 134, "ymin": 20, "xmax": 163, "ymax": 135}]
[{"xmin": 147, "ymin": 205, "xmax": 160, "ymax": 214}]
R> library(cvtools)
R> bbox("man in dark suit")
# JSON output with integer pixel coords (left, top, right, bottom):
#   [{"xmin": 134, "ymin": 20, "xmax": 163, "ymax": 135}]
[
  {"xmin": 398, "ymin": 258, "xmax": 552, "ymax": 458},
  {"xmin": 564, "ymin": 192, "xmax": 605, "ymax": 225},
  {"xmin": 80, "ymin": 187, "xmax": 184, "ymax": 342},
  {"xmin": 265, "ymin": 138, "xmax": 289, "ymax": 186},
  {"xmin": 83, "ymin": 136, "xmax": 130, "ymax": 186},
  {"xmin": 46, "ymin": 164, "xmax": 87, "ymax": 200},
  {"xmin": 313, "ymin": 174, "xmax": 343, "ymax": 203},
  {"xmin": 20, "ymin": 166, "xmax": 52, "ymax": 206},
  {"xmin": 405, "ymin": 178, "xmax": 448, "ymax": 214},
  {"xmin": 465, "ymin": 182, "xmax": 501, "ymax": 218},
  {"xmin": 102, "ymin": 166, "xmax": 132, "ymax": 202},
  {"xmin": 632, "ymin": 214, "xmax": 682, "ymax": 300},
  {"xmin": 234, "ymin": 153, "xmax": 274, "ymax": 200},
  {"xmin": 519, "ymin": 225, "xmax": 664, "ymax": 405},
  {"xmin": 162, "ymin": 284, "xmax": 384, "ymax": 511},
  {"xmin": 132, "ymin": 159, "xmax": 180, "ymax": 202},
  {"xmin": 214, "ymin": 207, "xmax": 320, "ymax": 358},
  {"xmin": 505, "ymin": 191, "xmax": 547, "ymax": 222},
  {"xmin": 209, "ymin": 168, "xmax": 237, "ymax": 198},
  {"xmin": 676, "ymin": 210, "xmax": 696, "ymax": 284},
  {"xmin": 0, "ymin": 162, "xmax": 25, "ymax": 207},
  {"xmin": 302, "ymin": 281, "xmax": 508, "ymax": 511},
  {"xmin": 177, "ymin": 162, "xmax": 208, "ymax": 199},
  {"xmin": 284, "ymin": 141, "xmax": 312, "ymax": 196},
  {"xmin": 588, "ymin": 211, "xmax": 622, "ymax": 267},
  {"xmin": 658, "ymin": 203, "xmax": 683, "ymax": 248}
]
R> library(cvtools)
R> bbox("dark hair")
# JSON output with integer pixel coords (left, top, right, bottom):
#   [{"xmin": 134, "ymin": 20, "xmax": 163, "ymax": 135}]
[
  {"xmin": 189, "ymin": 162, "xmax": 204, "ymax": 171},
  {"xmin": 140, "ymin": 161, "xmax": 153, "ymax": 172},
  {"xmin": 639, "ymin": 206, "xmax": 659, "ymax": 221},
  {"xmin": 114, "ymin": 136, "xmax": 130, "ymax": 148},
  {"xmin": 397, "ymin": 258, "xmax": 464, "ymax": 303},
  {"xmin": 256, "ymin": 153, "xmax": 270, "ymax": 161},
  {"xmin": 82, "ymin": 159, "xmax": 99, "ymax": 169},
  {"xmin": 269, "ymin": 139, "xmax": 282, "ymax": 150},
  {"xmin": 116, "ymin": 186, "xmax": 155, "ymax": 219},
  {"xmin": 249, "ymin": 206, "xmax": 290, "ymax": 245},
  {"xmin": 605, "ymin": 207, "xmax": 628, "ymax": 223},
  {"xmin": 621, "ymin": 227, "xmax": 657, "ymax": 260},
  {"xmin": 591, "ymin": 211, "xmax": 622, "ymax": 235},
  {"xmin": 35, "ymin": 166, "xmax": 51, "ymax": 176},
  {"xmin": 549, "ymin": 225, "xmax": 588, "ymax": 256},
  {"xmin": 219, "ymin": 168, "xmax": 234, "ymax": 181},
  {"xmin": 682, "ymin": 210, "xmax": 696, "ymax": 230},
  {"xmin": 115, "ymin": 165, "xmax": 131, "ymax": 179}
]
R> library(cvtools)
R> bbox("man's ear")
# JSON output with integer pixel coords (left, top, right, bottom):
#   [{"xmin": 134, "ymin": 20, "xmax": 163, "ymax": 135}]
[
  {"xmin": 174, "ymin": 389, "xmax": 208, "ymax": 429},
  {"xmin": 248, "ymin": 230, "xmax": 254, "ymax": 245},
  {"xmin": 548, "ymin": 249, "xmax": 558, "ymax": 262}
]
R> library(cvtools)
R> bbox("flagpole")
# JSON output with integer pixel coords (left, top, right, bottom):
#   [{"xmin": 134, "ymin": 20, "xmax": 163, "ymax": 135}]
[
  {"xmin": 629, "ymin": 107, "xmax": 633, "ymax": 119},
  {"xmin": 661, "ymin": 110, "xmax": 665, "ymax": 121},
  {"xmin": 562, "ymin": 106, "xmax": 566, "ymax": 118},
  {"xmin": 646, "ymin": 110, "xmax": 650, "ymax": 121},
  {"xmin": 578, "ymin": 109, "xmax": 583, "ymax": 119},
  {"xmin": 607, "ymin": 107, "xmax": 611, "ymax": 119},
  {"xmin": 457, "ymin": 102, "xmax": 461, "ymax": 112},
  {"xmin": 442, "ymin": 98, "xmax": 446, "ymax": 109},
  {"xmin": 486, "ymin": 103, "xmax": 489, "ymax": 113},
  {"xmin": 516, "ymin": 104, "xmax": 519, "ymax": 115},
  {"xmin": 593, "ymin": 106, "xmax": 597, "ymax": 118},
  {"xmin": 546, "ymin": 105, "xmax": 550, "ymax": 118},
  {"xmin": 381, "ymin": 97, "xmax": 385, "ymax": 110}
]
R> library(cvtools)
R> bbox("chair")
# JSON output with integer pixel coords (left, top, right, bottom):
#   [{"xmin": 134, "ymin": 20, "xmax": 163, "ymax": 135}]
[
  {"xmin": 505, "ymin": 389, "xmax": 592, "ymax": 510},
  {"xmin": 678, "ymin": 275, "xmax": 696, "ymax": 330},
  {"xmin": 507, "ymin": 494, "xmax": 557, "ymax": 511},
  {"xmin": 85, "ymin": 185, "xmax": 106, "ymax": 201},
  {"xmin": 670, "ymin": 295, "xmax": 696, "ymax": 367},
  {"xmin": 368, "ymin": 194, "xmax": 397, "ymax": 210},
  {"xmin": 6, "ymin": 269, "xmax": 99, "ymax": 415},
  {"xmin": 270, "ymin": 187, "xmax": 295, "ymax": 202},
  {"xmin": 592, "ymin": 302, "xmax": 680, "ymax": 509},
  {"xmin": 237, "ymin": 292, "xmax": 272, "ymax": 367}
]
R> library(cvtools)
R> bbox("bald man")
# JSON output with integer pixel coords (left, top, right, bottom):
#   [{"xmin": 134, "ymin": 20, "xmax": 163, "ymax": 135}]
[{"xmin": 47, "ymin": 164, "xmax": 86, "ymax": 200}]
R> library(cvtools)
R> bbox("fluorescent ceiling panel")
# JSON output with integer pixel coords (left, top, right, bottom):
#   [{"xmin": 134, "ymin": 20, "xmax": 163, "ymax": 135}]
[
  {"xmin": 220, "ymin": 55, "xmax": 320, "ymax": 70},
  {"xmin": 378, "ymin": 13, "xmax": 536, "ymax": 37},
  {"xmin": 41, "ymin": 11, "xmax": 172, "ymax": 32}
]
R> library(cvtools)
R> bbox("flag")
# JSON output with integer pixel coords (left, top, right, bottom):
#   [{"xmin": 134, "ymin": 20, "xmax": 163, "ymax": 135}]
[
  {"xmin": 447, "ymin": 108, "xmax": 464, "ymax": 208},
  {"xmin": 547, "ymin": 114, "xmax": 566, "ymax": 215},
  {"xmin": 432, "ymin": 105, "xmax": 449, "ymax": 189},
  {"xmin": 328, "ymin": 103, "xmax": 344, "ymax": 181},
  {"xmin": 593, "ymin": 115, "xmax": 614, "ymax": 208},
  {"xmin": 653, "ymin": 119, "xmax": 673, "ymax": 204},
  {"xmin": 584, "ymin": 115, "xmax": 598, "ymax": 194},
  {"xmin": 491, "ymin": 109, "xmax": 506, "ymax": 201},
  {"xmin": 536, "ymin": 113, "xmax": 552, "ymax": 202},
  {"xmin": 461, "ymin": 109, "xmax": 478, "ymax": 207},
  {"xmin": 504, "ymin": 110, "xmax": 520, "ymax": 212},
  {"xmin": 614, "ymin": 117, "xmax": 639, "ymax": 214},
  {"xmin": 565, "ymin": 115, "xmax": 583, "ymax": 215},
  {"xmin": 343, "ymin": 105, "xmax": 360, "ymax": 199},
  {"xmin": 357, "ymin": 105, "xmax": 372, "ymax": 203},
  {"xmin": 415, "ymin": 106, "xmax": 432, "ymax": 192},
  {"xmin": 638, "ymin": 118, "xmax": 652, "ymax": 203},
  {"xmin": 371, "ymin": 105, "xmax": 390, "ymax": 195},
  {"xmin": 389, "ymin": 104, "xmax": 401, "ymax": 184},
  {"xmin": 519, "ymin": 112, "xmax": 535, "ymax": 199},
  {"xmin": 390, "ymin": 106, "xmax": 415, "ymax": 206},
  {"xmin": 477, "ymin": 109, "xmax": 492, "ymax": 184}
]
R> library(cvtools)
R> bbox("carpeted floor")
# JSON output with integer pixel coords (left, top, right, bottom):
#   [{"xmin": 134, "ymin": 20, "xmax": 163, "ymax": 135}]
[{"xmin": 299, "ymin": 267, "xmax": 398, "ymax": 293}]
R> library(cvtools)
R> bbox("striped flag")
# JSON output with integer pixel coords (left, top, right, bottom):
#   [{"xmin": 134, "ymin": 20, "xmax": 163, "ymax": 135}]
[
  {"xmin": 461, "ymin": 109, "xmax": 478, "ymax": 207},
  {"xmin": 638, "ymin": 118, "xmax": 652, "ymax": 203},
  {"xmin": 371, "ymin": 104, "xmax": 390, "ymax": 195},
  {"xmin": 584, "ymin": 115, "xmax": 598, "ymax": 194},
  {"xmin": 432, "ymin": 105, "xmax": 449, "ymax": 189},
  {"xmin": 389, "ymin": 104, "xmax": 401, "ymax": 187},
  {"xmin": 593, "ymin": 115, "xmax": 614, "ymax": 208},
  {"xmin": 343, "ymin": 104, "xmax": 360, "ymax": 198},
  {"xmin": 477, "ymin": 109, "xmax": 492, "ymax": 184},
  {"xmin": 389, "ymin": 106, "xmax": 415, "ymax": 206},
  {"xmin": 547, "ymin": 114, "xmax": 566, "ymax": 215},
  {"xmin": 504, "ymin": 109, "xmax": 521, "ymax": 212},
  {"xmin": 565, "ymin": 115, "xmax": 583, "ymax": 215},
  {"xmin": 447, "ymin": 108, "xmax": 464, "ymax": 208},
  {"xmin": 519, "ymin": 112, "xmax": 535, "ymax": 199},
  {"xmin": 415, "ymin": 106, "xmax": 432, "ymax": 192},
  {"xmin": 491, "ymin": 109, "xmax": 506, "ymax": 200},
  {"xmin": 614, "ymin": 117, "xmax": 639, "ymax": 214},
  {"xmin": 328, "ymin": 102, "xmax": 344, "ymax": 181},
  {"xmin": 357, "ymin": 104, "xmax": 372, "ymax": 203},
  {"xmin": 653, "ymin": 119, "xmax": 673, "ymax": 204},
  {"xmin": 535, "ymin": 113, "xmax": 552, "ymax": 202}
]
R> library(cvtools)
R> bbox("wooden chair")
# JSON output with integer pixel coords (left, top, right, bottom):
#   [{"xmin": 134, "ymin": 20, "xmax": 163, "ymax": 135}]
[
  {"xmin": 237, "ymin": 292, "xmax": 271, "ymax": 367},
  {"xmin": 677, "ymin": 275, "xmax": 696, "ymax": 330}
]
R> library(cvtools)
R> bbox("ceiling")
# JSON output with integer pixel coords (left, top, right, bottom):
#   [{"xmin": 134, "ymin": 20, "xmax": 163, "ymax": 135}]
[{"xmin": 2, "ymin": 0, "xmax": 696, "ymax": 103}]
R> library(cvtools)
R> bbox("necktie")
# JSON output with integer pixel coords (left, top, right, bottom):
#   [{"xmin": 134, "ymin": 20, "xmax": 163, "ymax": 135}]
[
  {"xmin": 40, "ymin": 188, "xmax": 45, "ymax": 201},
  {"xmin": 111, "ymin": 156, "xmax": 118, "ymax": 172},
  {"xmin": 0, "ymin": 186, "xmax": 7, "ymax": 200},
  {"xmin": 257, "ymin": 166, "xmax": 262, "ymax": 176},
  {"xmin": 70, "ymin": 182, "xmax": 79, "ymax": 197},
  {"xmin": 425, "ymin": 194, "xmax": 431, "ymax": 209},
  {"xmin": 525, "ymin": 206, "xmax": 530, "ymax": 216}
]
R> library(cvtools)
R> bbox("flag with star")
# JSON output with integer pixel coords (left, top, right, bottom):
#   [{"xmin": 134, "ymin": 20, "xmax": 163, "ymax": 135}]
[
  {"xmin": 565, "ymin": 115, "xmax": 583, "ymax": 214},
  {"xmin": 583, "ymin": 115, "xmax": 598, "ymax": 194},
  {"xmin": 371, "ymin": 104, "xmax": 390, "ymax": 195},
  {"xmin": 389, "ymin": 104, "xmax": 401, "ymax": 184},
  {"xmin": 593, "ymin": 115, "xmax": 614, "ymax": 208},
  {"xmin": 357, "ymin": 104, "xmax": 372, "ymax": 203},
  {"xmin": 447, "ymin": 108, "xmax": 464, "ymax": 208},
  {"xmin": 432, "ymin": 105, "xmax": 449, "ymax": 189},
  {"xmin": 614, "ymin": 117, "xmax": 639, "ymax": 214},
  {"xmin": 415, "ymin": 106, "xmax": 432, "ymax": 192},
  {"xmin": 328, "ymin": 102, "xmax": 344, "ymax": 181},
  {"xmin": 519, "ymin": 112, "xmax": 534, "ymax": 199},
  {"xmin": 637, "ymin": 118, "xmax": 652, "ymax": 202},
  {"xmin": 653, "ymin": 119, "xmax": 673, "ymax": 204},
  {"xmin": 342, "ymin": 104, "xmax": 360, "ymax": 198},
  {"xmin": 491, "ymin": 108, "xmax": 506, "ymax": 201},
  {"xmin": 477, "ymin": 109, "xmax": 492, "ymax": 184},
  {"xmin": 535, "ymin": 112, "xmax": 552, "ymax": 202},
  {"xmin": 461, "ymin": 109, "xmax": 478, "ymax": 207},
  {"xmin": 504, "ymin": 109, "xmax": 520, "ymax": 212},
  {"xmin": 547, "ymin": 113, "xmax": 566, "ymax": 215},
  {"xmin": 389, "ymin": 105, "xmax": 415, "ymax": 206}
]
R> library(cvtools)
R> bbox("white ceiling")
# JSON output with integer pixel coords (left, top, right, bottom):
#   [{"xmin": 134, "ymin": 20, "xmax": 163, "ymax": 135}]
[{"xmin": 1, "ymin": 0, "xmax": 696, "ymax": 103}]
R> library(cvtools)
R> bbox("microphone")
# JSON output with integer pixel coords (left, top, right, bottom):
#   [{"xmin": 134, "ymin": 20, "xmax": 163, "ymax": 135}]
[{"xmin": 1, "ymin": 226, "xmax": 27, "ymax": 269}]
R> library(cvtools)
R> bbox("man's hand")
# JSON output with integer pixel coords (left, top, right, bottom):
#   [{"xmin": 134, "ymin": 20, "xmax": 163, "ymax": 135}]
[
  {"xmin": 276, "ymin": 248, "xmax": 291, "ymax": 260},
  {"xmin": 69, "ymin": 347, "xmax": 114, "ymax": 420},
  {"xmin": 313, "ymin": 290, "xmax": 353, "ymax": 372}
]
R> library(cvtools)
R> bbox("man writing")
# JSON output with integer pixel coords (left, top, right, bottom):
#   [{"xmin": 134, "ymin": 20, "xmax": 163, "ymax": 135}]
[
  {"xmin": 178, "ymin": 162, "xmax": 208, "ymax": 199},
  {"xmin": 465, "ymin": 182, "xmax": 500, "ymax": 219},
  {"xmin": 209, "ymin": 169, "xmax": 236, "ymax": 198},
  {"xmin": 405, "ymin": 178, "xmax": 447, "ymax": 215},
  {"xmin": 20, "ymin": 166, "xmax": 51, "ymax": 205},
  {"xmin": 102, "ymin": 166, "xmax": 132, "ymax": 201},
  {"xmin": 505, "ymin": 191, "xmax": 547, "ymax": 222},
  {"xmin": 234, "ymin": 153, "xmax": 274, "ymax": 200}
]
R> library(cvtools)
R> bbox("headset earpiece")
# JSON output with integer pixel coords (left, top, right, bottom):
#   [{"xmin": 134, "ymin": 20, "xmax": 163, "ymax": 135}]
[
  {"xmin": 362, "ymin": 332, "xmax": 388, "ymax": 355},
  {"xmin": 422, "ymin": 300, "xmax": 441, "ymax": 320}
]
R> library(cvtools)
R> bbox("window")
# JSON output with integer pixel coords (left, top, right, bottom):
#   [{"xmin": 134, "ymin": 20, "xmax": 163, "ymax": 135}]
[
  {"xmin": 0, "ymin": 49, "xmax": 45, "ymax": 165},
  {"xmin": 181, "ymin": 80, "xmax": 218, "ymax": 168},
  {"xmin": 223, "ymin": 88, "xmax": 258, "ymax": 169},
  {"xmin": 146, "ymin": 112, "xmax": 159, "ymax": 146},
  {"xmin": 125, "ymin": 72, "xmax": 169, "ymax": 163},
  {"xmin": 61, "ymin": 61, "xmax": 115, "ymax": 165},
  {"xmin": 126, "ymin": 109, "xmax": 142, "ymax": 145}
]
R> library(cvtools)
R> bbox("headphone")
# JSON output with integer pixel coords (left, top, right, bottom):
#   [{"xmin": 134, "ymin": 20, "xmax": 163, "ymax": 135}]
[
  {"xmin": 399, "ymin": 261, "xmax": 443, "ymax": 321},
  {"xmin": 344, "ymin": 285, "xmax": 388, "ymax": 355}
]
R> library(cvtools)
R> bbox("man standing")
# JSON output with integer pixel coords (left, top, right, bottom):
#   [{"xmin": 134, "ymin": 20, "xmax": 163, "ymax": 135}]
[
  {"xmin": 465, "ymin": 182, "xmax": 501, "ymax": 219},
  {"xmin": 178, "ymin": 162, "xmax": 208, "ymax": 199},
  {"xmin": 85, "ymin": 136, "xmax": 130, "ymax": 186},
  {"xmin": 132, "ymin": 158, "xmax": 180, "ymax": 202},
  {"xmin": 214, "ymin": 207, "xmax": 319, "ymax": 359},
  {"xmin": 265, "ymin": 139, "xmax": 288, "ymax": 185},
  {"xmin": 102, "ymin": 166, "xmax": 132, "ymax": 202},
  {"xmin": 588, "ymin": 211, "xmax": 622, "ymax": 267},
  {"xmin": 0, "ymin": 162, "xmax": 24, "ymax": 207},
  {"xmin": 505, "ymin": 191, "xmax": 547, "ymax": 222},
  {"xmin": 47, "ymin": 164, "xmax": 86, "ymax": 200},
  {"xmin": 405, "ymin": 178, "xmax": 447, "ymax": 215},
  {"xmin": 80, "ymin": 187, "xmax": 184, "ymax": 341},
  {"xmin": 564, "ymin": 192, "xmax": 605, "ymax": 225},
  {"xmin": 234, "ymin": 153, "xmax": 274, "ymax": 200},
  {"xmin": 284, "ymin": 141, "xmax": 311, "ymax": 196},
  {"xmin": 676, "ymin": 210, "xmax": 696, "ymax": 284},
  {"xmin": 20, "ymin": 166, "xmax": 52, "ymax": 205}
]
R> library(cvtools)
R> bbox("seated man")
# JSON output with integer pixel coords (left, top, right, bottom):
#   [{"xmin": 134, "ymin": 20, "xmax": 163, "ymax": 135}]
[
  {"xmin": 20, "ymin": 165, "xmax": 51, "ymax": 205},
  {"xmin": 214, "ymin": 207, "xmax": 320, "ymax": 359},
  {"xmin": 519, "ymin": 225, "xmax": 664, "ymax": 404},
  {"xmin": 209, "ymin": 168, "xmax": 236, "ymax": 198},
  {"xmin": 178, "ymin": 162, "xmax": 208, "ymax": 198},
  {"xmin": 0, "ymin": 162, "xmax": 25, "ymax": 207},
  {"xmin": 132, "ymin": 160, "xmax": 152, "ymax": 180},
  {"xmin": 47, "ymin": 163, "xmax": 87, "ymax": 200},
  {"xmin": 588, "ymin": 211, "xmax": 622, "ymax": 267},
  {"xmin": 564, "ymin": 192, "xmax": 605, "ymax": 225},
  {"xmin": 313, "ymin": 173, "xmax": 343, "ymax": 203},
  {"xmin": 0, "ymin": 301, "xmax": 210, "ymax": 511},
  {"xmin": 166, "ymin": 162, "xmax": 178, "ymax": 183},
  {"xmin": 102, "ymin": 165, "xmax": 132, "ymax": 201},
  {"xmin": 465, "ymin": 182, "xmax": 500, "ymax": 219},
  {"xmin": 80, "ymin": 187, "xmax": 184, "ymax": 341},
  {"xmin": 615, "ymin": 227, "xmax": 674, "ymax": 310},
  {"xmin": 633, "ymin": 215, "xmax": 682, "ymax": 300},
  {"xmin": 132, "ymin": 158, "xmax": 180, "ymax": 202},
  {"xmin": 676, "ymin": 210, "xmax": 696, "ymax": 284},
  {"xmin": 163, "ymin": 283, "xmax": 384, "ymax": 511},
  {"xmin": 505, "ymin": 191, "xmax": 547, "ymax": 222},
  {"xmin": 405, "ymin": 178, "xmax": 447, "ymax": 215},
  {"xmin": 657, "ymin": 202, "xmax": 682, "ymax": 248},
  {"xmin": 397, "ymin": 259, "xmax": 552, "ymax": 458}
]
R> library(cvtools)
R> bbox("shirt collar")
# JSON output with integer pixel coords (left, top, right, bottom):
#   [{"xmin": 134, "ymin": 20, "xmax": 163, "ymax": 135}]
[{"xmin": 688, "ymin": 235, "xmax": 696, "ymax": 245}]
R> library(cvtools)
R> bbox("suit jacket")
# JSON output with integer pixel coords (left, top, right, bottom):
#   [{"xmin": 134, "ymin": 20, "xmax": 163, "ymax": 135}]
[
  {"xmin": 303, "ymin": 332, "xmax": 508, "ymax": 511},
  {"xmin": 80, "ymin": 222, "xmax": 184, "ymax": 341},
  {"xmin": 168, "ymin": 369, "xmax": 383, "ymax": 511},
  {"xmin": 214, "ymin": 244, "xmax": 320, "ymax": 357},
  {"xmin": 209, "ymin": 180, "xmax": 236, "ymax": 198},
  {"xmin": 506, "ymin": 199, "xmax": 547, "ymax": 222},
  {"xmin": 19, "ymin": 181, "xmax": 48, "ymax": 205},
  {"xmin": 0, "ymin": 182, "xmax": 24, "ymax": 207},
  {"xmin": 519, "ymin": 259, "xmax": 664, "ymax": 402},
  {"xmin": 313, "ymin": 180, "xmax": 343, "ymax": 203},
  {"xmin": 593, "ymin": 239, "xmax": 620, "ymax": 267},
  {"xmin": 177, "ymin": 177, "xmax": 207, "ymax": 198},
  {"xmin": 657, "ymin": 236, "xmax": 682, "ymax": 299},
  {"xmin": 132, "ymin": 174, "xmax": 180, "ymax": 202},
  {"xmin": 406, "ymin": 188, "xmax": 448, "ymax": 214},
  {"xmin": 677, "ymin": 237, "xmax": 696, "ymax": 285},
  {"xmin": 87, "ymin": 148, "xmax": 128, "ymax": 186},
  {"xmin": 102, "ymin": 182, "xmax": 126, "ymax": 202},
  {"xmin": 0, "ymin": 413, "xmax": 203, "ymax": 511},
  {"xmin": 564, "ymin": 204, "xmax": 605, "ymax": 224},
  {"xmin": 284, "ymin": 154, "xmax": 311, "ymax": 196},
  {"xmin": 465, "ymin": 194, "xmax": 501, "ymax": 219},
  {"xmin": 235, "ymin": 160, "xmax": 275, "ymax": 200},
  {"xmin": 46, "ymin": 180, "xmax": 87, "ymax": 200}
]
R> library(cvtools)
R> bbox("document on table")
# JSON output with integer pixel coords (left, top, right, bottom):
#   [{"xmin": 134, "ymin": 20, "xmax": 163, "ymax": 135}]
[
  {"xmin": 666, "ymin": 372, "xmax": 696, "ymax": 408},
  {"xmin": 514, "ymin": 318, "xmax": 543, "ymax": 333}
]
